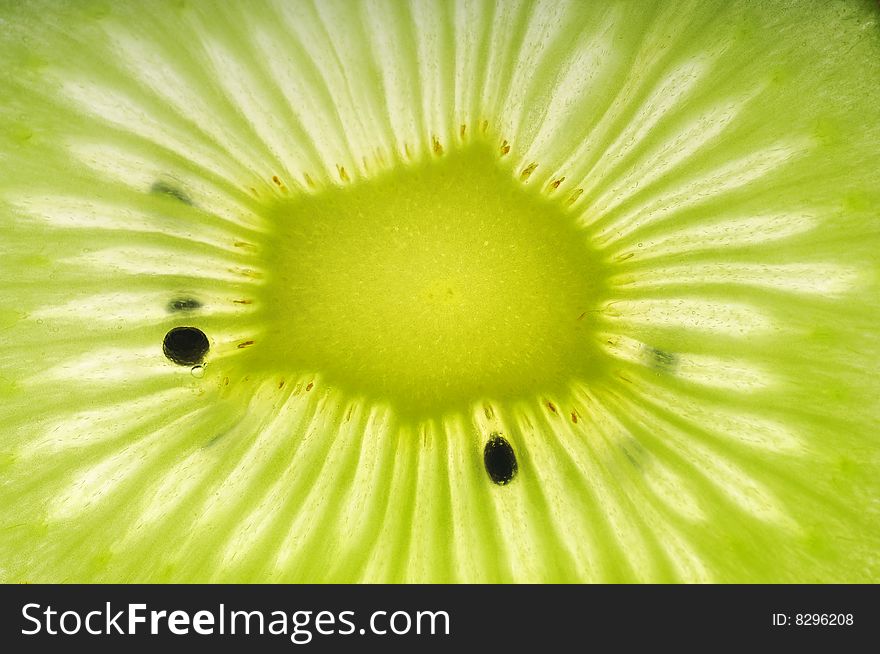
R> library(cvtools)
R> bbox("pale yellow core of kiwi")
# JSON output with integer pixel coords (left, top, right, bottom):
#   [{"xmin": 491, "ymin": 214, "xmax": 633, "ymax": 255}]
[{"xmin": 247, "ymin": 141, "xmax": 608, "ymax": 417}]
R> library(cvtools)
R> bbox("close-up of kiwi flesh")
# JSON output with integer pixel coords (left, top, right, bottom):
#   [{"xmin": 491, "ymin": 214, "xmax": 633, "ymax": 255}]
[{"xmin": 1, "ymin": 0, "xmax": 879, "ymax": 584}]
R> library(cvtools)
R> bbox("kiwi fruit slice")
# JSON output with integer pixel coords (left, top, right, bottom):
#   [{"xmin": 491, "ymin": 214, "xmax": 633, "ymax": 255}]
[{"xmin": 1, "ymin": 0, "xmax": 879, "ymax": 584}]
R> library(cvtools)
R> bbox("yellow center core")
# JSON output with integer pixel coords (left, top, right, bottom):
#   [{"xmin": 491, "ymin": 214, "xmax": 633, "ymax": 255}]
[{"xmin": 251, "ymin": 142, "xmax": 607, "ymax": 417}]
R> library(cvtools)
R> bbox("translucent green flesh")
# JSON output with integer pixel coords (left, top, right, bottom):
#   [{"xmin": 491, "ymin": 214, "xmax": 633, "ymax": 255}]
[
  {"xmin": 0, "ymin": 0, "xmax": 879, "ymax": 583},
  {"xmin": 253, "ymin": 143, "xmax": 607, "ymax": 417}
]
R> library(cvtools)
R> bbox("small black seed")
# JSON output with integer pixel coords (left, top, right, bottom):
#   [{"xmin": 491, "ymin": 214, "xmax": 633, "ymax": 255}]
[
  {"xmin": 151, "ymin": 181, "xmax": 193, "ymax": 205},
  {"xmin": 167, "ymin": 297, "xmax": 202, "ymax": 313},
  {"xmin": 163, "ymin": 326, "xmax": 209, "ymax": 366},
  {"xmin": 651, "ymin": 347, "xmax": 676, "ymax": 369},
  {"xmin": 483, "ymin": 434, "xmax": 518, "ymax": 485}
]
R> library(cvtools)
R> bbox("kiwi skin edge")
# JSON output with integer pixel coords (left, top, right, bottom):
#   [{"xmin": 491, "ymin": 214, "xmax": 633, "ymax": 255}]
[{"xmin": 0, "ymin": 0, "xmax": 879, "ymax": 583}]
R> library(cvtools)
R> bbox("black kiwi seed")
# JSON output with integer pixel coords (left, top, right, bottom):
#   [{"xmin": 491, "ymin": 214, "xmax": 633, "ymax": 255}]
[
  {"xmin": 483, "ymin": 434, "xmax": 518, "ymax": 485},
  {"xmin": 150, "ymin": 180, "xmax": 193, "ymax": 205},
  {"xmin": 167, "ymin": 297, "xmax": 202, "ymax": 312},
  {"xmin": 163, "ymin": 326, "xmax": 209, "ymax": 366},
  {"xmin": 650, "ymin": 347, "xmax": 676, "ymax": 370}
]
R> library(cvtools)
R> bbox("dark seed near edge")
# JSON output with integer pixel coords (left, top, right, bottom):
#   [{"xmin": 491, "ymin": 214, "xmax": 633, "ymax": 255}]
[
  {"xmin": 651, "ymin": 347, "xmax": 676, "ymax": 369},
  {"xmin": 168, "ymin": 297, "xmax": 202, "ymax": 312},
  {"xmin": 151, "ymin": 181, "xmax": 193, "ymax": 205},
  {"xmin": 163, "ymin": 326, "xmax": 210, "ymax": 366},
  {"xmin": 484, "ymin": 434, "xmax": 518, "ymax": 485}
]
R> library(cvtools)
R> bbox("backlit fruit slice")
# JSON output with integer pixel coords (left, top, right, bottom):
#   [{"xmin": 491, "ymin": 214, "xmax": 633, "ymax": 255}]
[{"xmin": 1, "ymin": 0, "xmax": 879, "ymax": 583}]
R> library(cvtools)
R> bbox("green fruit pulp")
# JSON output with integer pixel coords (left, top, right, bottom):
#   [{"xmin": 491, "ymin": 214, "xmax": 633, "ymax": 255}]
[
  {"xmin": 252, "ymin": 142, "xmax": 607, "ymax": 417},
  {"xmin": 0, "ymin": 0, "xmax": 879, "ymax": 583}
]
